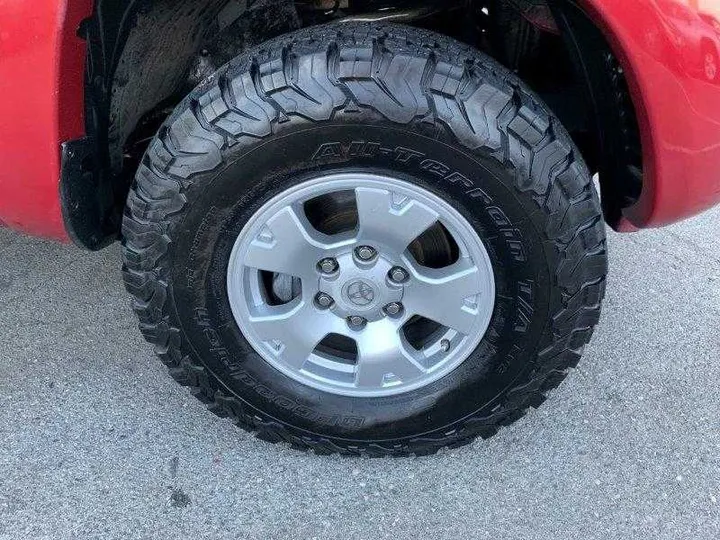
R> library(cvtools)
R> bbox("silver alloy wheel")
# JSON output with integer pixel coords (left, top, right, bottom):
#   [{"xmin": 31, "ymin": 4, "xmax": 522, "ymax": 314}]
[{"xmin": 226, "ymin": 173, "xmax": 495, "ymax": 397}]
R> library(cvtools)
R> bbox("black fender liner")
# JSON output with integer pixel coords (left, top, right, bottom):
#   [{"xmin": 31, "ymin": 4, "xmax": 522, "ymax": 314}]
[{"xmin": 549, "ymin": 0, "xmax": 643, "ymax": 228}]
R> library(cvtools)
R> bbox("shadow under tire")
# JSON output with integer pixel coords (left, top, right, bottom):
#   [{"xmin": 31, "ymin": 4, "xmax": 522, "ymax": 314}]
[{"xmin": 121, "ymin": 22, "xmax": 607, "ymax": 456}]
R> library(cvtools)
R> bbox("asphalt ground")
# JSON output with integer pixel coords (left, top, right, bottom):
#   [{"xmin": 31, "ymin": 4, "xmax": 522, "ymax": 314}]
[{"xmin": 0, "ymin": 207, "xmax": 718, "ymax": 539}]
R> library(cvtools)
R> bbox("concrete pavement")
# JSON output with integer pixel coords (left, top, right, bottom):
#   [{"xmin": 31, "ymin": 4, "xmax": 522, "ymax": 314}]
[{"xmin": 0, "ymin": 208, "xmax": 718, "ymax": 539}]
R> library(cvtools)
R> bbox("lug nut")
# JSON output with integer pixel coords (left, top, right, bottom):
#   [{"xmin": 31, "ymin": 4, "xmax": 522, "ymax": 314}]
[
  {"xmin": 355, "ymin": 245, "xmax": 377, "ymax": 261},
  {"xmin": 347, "ymin": 316, "xmax": 367, "ymax": 330},
  {"xmin": 384, "ymin": 302, "xmax": 403, "ymax": 317},
  {"xmin": 389, "ymin": 266, "xmax": 409, "ymax": 283},
  {"xmin": 318, "ymin": 258, "xmax": 338, "ymax": 274},
  {"xmin": 315, "ymin": 293, "xmax": 334, "ymax": 309}
]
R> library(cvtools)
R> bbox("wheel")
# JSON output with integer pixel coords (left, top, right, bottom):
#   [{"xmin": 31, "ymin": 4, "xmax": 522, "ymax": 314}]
[{"xmin": 122, "ymin": 22, "xmax": 607, "ymax": 456}]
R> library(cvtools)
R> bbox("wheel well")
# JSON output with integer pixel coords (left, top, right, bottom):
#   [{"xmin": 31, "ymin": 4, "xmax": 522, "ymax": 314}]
[
  {"xmin": 547, "ymin": 1, "xmax": 644, "ymax": 225},
  {"xmin": 71, "ymin": 0, "xmax": 643, "ymax": 248}
]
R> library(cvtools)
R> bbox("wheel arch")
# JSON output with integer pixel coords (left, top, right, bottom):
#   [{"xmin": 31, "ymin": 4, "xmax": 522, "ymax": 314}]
[
  {"xmin": 67, "ymin": 0, "xmax": 647, "ymax": 248},
  {"xmin": 548, "ymin": 0, "xmax": 646, "ymax": 229},
  {"xmin": 559, "ymin": 0, "xmax": 720, "ymax": 230}
]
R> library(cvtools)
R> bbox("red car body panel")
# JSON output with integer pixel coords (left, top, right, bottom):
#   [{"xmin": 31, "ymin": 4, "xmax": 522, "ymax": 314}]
[
  {"xmin": 0, "ymin": 0, "xmax": 90, "ymax": 241},
  {"xmin": 0, "ymin": 0, "xmax": 719, "ymax": 241},
  {"xmin": 579, "ymin": 0, "xmax": 720, "ymax": 229}
]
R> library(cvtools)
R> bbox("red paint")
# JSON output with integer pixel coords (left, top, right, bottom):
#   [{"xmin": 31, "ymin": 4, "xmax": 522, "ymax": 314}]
[
  {"xmin": 580, "ymin": 0, "xmax": 720, "ymax": 227},
  {"xmin": 0, "ymin": 0, "xmax": 719, "ymax": 240},
  {"xmin": 0, "ymin": 0, "xmax": 91, "ymax": 241}
]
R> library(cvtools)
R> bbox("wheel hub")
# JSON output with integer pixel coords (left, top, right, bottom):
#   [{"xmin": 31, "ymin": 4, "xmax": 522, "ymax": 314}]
[{"xmin": 318, "ymin": 251, "xmax": 404, "ymax": 322}]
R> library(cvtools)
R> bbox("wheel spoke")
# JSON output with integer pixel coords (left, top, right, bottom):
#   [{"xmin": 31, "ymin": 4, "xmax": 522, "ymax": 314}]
[
  {"xmin": 354, "ymin": 320, "xmax": 425, "ymax": 388},
  {"xmin": 243, "ymin": 206, "xmax": 329, "ymax": 280},
  {"xmin": 402, "ymin": 258, "xmax": 487, "ymax": 335},
  {"xmin": 355, "ymin": 188, "xmax": 439, "ymax": 254},
  {"xmin": 249, "ymin": 300, "xmax": 345, "ymax": 369}
]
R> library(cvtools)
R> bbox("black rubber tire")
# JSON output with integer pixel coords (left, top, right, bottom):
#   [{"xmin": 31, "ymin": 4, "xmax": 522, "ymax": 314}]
[{"xmin": 122, "ymin": 22, "xmax": 607, "ymax": 456}]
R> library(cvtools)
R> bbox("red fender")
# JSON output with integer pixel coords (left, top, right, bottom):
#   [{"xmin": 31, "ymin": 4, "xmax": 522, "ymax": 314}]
[
  {"xmin": 0, "ymin": 0, "xmax": 91, "ymax": 240},
  {"xmin": 579, "ymin": 0, "xmax": 720, "ymax": 228}
]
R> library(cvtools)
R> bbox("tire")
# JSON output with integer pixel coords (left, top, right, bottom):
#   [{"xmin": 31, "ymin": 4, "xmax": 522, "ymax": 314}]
[{"xmin": 122, "ymin": 22, "xmax": 607, "ymax": 456}]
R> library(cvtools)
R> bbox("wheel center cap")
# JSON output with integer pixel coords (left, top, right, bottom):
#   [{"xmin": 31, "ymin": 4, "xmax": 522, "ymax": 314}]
[
  {"xmin": 313, "ymin": 251, "xmax": 405, "ymax": 322},
  {"xmin": 317, "ymin": 251, "xmax": 404, "ymax": 321},
  {"xmin": 344, "ymin": 279, "xmax": 377, "ymax": 307}
]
